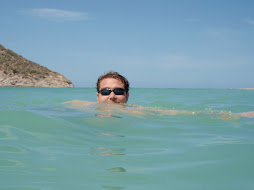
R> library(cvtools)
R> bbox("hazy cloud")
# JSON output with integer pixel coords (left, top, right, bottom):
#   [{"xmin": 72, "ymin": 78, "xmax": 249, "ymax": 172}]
[
  {"xmin": 244, "ymin": 18, "xmax": 254, "ymax": 25},
  {"xmin": 184, "ymin": 18, "xmax": 200, "ymax": 22},
  {"xmin": 159, "ymin": 55, "xmax": 190, "ymax": 65},
  {"xmin": 23, "ymin": 8, "xmax": 89, "ymax": 21},
  {"xmin": 207, "ymin": 28, "xmax": 229, "ymax": 40},
  {"xmin": 156, "ymin": 54, "xmax": 196, "ymax": 69}
]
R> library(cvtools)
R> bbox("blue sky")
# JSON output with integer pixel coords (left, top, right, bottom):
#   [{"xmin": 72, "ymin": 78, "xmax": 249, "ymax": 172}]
[{"xmin": 1, "ymin": 0, "xmax": 254, "ymax": 88}]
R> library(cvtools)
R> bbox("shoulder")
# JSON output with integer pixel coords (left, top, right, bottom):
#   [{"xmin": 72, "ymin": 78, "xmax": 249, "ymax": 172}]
[{"xmin": 62, "ymin": 100, "xmax": 96, "ymax": 107}]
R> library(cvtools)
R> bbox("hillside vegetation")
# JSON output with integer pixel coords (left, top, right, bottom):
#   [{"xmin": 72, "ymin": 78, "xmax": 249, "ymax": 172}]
[{"xmin": 0, "ymin": 44, "xmax": 74, "ymax": 87}]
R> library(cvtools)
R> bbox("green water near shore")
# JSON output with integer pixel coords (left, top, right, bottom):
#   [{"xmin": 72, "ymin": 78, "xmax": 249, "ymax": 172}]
[{"xmin": 0, "ymin": 87, "xmax": 254, "ymax": 190}]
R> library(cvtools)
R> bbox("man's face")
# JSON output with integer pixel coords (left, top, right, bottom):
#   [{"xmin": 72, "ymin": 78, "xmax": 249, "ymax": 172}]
[{"xmin": 97, "ymin": 78, "xmax": 129, "ymax": 104}]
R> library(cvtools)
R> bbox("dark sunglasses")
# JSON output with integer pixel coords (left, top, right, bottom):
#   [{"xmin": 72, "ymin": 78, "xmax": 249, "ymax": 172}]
[{"xmin": 98, "ymin": 88, "xmax": 126, "ymax": 96}]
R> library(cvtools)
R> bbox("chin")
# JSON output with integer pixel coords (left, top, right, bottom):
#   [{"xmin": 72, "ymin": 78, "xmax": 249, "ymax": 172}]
[
  {"xmin": 109, "ymin": 100, "xmax": 126, "ymax": 104},
  {"xmin": 99, "ymin": 99, "xmax": 126, "ymax": 104}
]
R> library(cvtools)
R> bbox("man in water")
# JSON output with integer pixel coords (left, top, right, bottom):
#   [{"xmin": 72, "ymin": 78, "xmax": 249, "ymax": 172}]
[
  {"xmin": 65, "ymin": 71, "xmax": 254, "ymax": 118},
  {"xmin": 65, "ymin": 71, "xmax": 140, "ymax": 116},
  {"xmin": 96, "ymin": 71, "xmax": 129, "ymax": 104}
]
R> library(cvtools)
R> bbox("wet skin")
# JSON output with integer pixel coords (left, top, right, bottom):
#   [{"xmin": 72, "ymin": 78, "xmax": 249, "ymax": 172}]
[
  {"xmin": 64, "ymin": 78, "xmax": 254, "ymax": 118},
  {"xmin": 97, "ymin": 78, "xmax": 129, "ymax": 104}
]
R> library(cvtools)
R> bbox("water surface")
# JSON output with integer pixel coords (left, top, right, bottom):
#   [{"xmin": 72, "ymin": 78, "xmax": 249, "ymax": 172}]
[{"xmin": 0, "ymin": 87, "xmax": 254, "ymax": 190}]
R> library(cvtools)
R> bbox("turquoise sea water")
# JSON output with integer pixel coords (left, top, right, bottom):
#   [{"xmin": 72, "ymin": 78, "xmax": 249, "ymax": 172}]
[{"xmin": 0, "ymin": 87, "xmax": 254, "ymax": 190}]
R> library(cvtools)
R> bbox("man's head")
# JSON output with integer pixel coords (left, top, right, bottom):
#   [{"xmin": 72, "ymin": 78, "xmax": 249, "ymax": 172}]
[{"xmin": 97, "ymin": 71, "xmax": 129, "ymax": 103}]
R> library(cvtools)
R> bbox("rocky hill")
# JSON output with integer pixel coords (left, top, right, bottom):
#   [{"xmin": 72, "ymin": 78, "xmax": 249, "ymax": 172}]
[{"xmin": 0, "ymin": 44, "xmax": 74, "ymax": 87}]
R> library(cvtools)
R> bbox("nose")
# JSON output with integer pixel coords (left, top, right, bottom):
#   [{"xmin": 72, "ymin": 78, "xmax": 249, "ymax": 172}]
[{"xmin": 108, "ymin": 91, "xmax": 117, "ymax": 100}]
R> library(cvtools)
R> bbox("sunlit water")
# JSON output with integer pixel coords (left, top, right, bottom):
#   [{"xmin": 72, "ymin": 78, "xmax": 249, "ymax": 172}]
[{"xmin": 0, "ymin": 87, "xmax": 254, "ymax": 190}]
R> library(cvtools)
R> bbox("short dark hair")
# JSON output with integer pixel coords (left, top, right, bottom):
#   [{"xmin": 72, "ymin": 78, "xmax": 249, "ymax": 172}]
[{"xmin": 97, "ymin": 71, "xmax": 129, "ymax": 93}]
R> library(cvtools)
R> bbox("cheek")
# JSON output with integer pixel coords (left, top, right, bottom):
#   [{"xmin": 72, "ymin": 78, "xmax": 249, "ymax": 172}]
[
  {"xmin": 120, "ymin": 96, "xmax": 126, "ymax": 101},
  {"xmin": 101, "ymin": 96, "xmax": 109, "ymax": 101},
  {"xmin": 118, "ymin": 95, "xmax": 127, "ymax": 102},
  {"xmin": 98, "ymin": 94, "xmax": 108, "ymax": 102}
]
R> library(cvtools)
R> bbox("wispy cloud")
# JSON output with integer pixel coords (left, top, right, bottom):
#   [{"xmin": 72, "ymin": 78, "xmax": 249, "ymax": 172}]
[
  {"xmin": 244, "ymin": 18, "xmax": 254, "ymax": 25},
  {"xmin": 22, "ymin": 8, "xmax": 89, "ymax": 21}
]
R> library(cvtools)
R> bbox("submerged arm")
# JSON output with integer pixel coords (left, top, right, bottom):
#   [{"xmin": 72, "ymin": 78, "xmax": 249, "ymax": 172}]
[
  {"xmin": 63, "ymin": 101, "xmax": 254, "ymax": 119},
  {"xmin": 235, "ymin": 111, "xmax": 254, "ymax": 118},
  {"xmin": 62, "ymin": 100, "xmax": 95, "ymax": 108},
  {"xmin": 160, "ymin": 109, "xmax": 254, "ymax": 119}
]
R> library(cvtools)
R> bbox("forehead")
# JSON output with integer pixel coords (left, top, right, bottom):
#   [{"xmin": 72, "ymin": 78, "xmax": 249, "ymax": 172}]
[{"xmin": 99, "ymin": 78, "xmax": 124, "ymax": 89}]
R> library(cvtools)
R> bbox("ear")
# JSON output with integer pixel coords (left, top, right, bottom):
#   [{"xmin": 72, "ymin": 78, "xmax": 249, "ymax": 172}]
[
  {"xmin": 126, "ymin": 92, "xmax": 129, "ymax": 102},
  {"xmin": 97, "ymin": 93, "xmax": 100, "ymax": 103}
]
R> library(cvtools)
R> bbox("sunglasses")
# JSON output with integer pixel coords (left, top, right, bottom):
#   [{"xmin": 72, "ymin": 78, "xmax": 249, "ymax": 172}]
[{"xmin": 98, "ymin": 88, "xmax": 126, "ymax": 96}]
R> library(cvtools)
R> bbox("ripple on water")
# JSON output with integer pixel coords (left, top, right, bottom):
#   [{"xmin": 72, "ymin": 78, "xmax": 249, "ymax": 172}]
[
  {"xmin": 0, "ymin": 145, "xmax": 26, "ymax": 154},
  {"xmin": 0, "ymin": 125, "xmax": 18, "ymax": 140},
  {"xmin": 0, "ymin": 159, "xmax": 25, "ymax": 168},
  {"xmin": 90, "ymin": 147, "xmax": 126, "ymax": 156},
  {"xmin": 102, "ymin": 186, "xmax": 125, "ymax": 190},
  {"xmin": 0, "ymin": 188, "xmax": 41, "ymax": 190},
  {"xmin": 106, "ymin": 167, "xmax": 127, "ymax": 172},
  {"xmin": 201, "ymin": 136, "xmax": 254, "ymax": 146}
]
